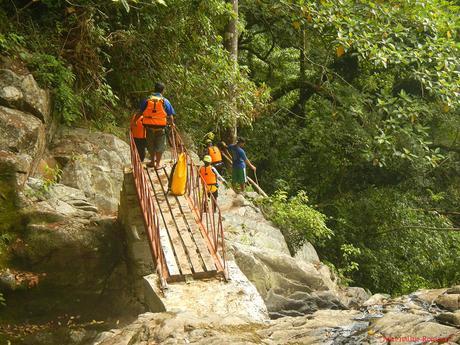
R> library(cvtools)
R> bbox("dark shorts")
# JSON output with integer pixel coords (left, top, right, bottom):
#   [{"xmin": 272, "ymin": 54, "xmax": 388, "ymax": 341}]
[
  {"xmin": 146, "ymin": 127, "xmax": 167, "ymax": 153},
  {"xmin": 232, "ymin": 167, "xmax": 247, "ymax": 185}
]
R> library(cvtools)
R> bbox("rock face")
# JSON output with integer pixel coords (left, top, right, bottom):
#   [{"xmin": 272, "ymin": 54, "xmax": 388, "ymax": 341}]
[
  {"xmin": 2, "ymin": 179, "xmax": 140, "ymax": 319},
  {"xmin": 50, "ymin": 127, "xmax": 130, "ymax": 214},
  {"xmin": 93, "ymin": 288, "xmax": 460, "ymax": 345},
  {"xmin": 219, "ymin": 190, "xmax": 290, "ymax": 255},
  {"xmin": 232, "ymin": 243, "xmax": 347, "ymax": 319},
  {"xmin": 0, "ymin": 64, "xmax": 142, "ymax": 344},
  {"xmin": 0, "ymin": 105, "xmax": 46, "ymax": 184},
  {"xmin": 0, "ymin": 69, "xmax": 51, "ymax": 124},
  {"xmin": 0, "ymin": 68, "xmax": 52, "ymax": 186},
  {"xmin": 295, "ymin": 241, "xmax": 320, "ymax": 264}
]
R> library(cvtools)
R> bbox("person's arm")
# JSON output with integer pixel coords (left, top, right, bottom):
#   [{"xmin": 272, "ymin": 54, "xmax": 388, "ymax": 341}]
[
  {"xmin": 212, "ymin": 167, "xmax": 227, "ymax": 184},
  {"xmin": 245, "ymin": 158, "xmax": 256, "ymax": 171},
  {"xmin": 135, "ymin": 99, "xmax": 147, "ymax": 120},
  {"xmin": 164, "ymin": 99, "xmax": 175, "ymax": 125},
  {"xmin": 241, "ymin": 150, "xmax": 256, "ymax": 171}
]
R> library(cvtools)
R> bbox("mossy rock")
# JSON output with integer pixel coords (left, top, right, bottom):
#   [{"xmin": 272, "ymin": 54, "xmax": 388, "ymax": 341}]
[{"xmin": 0, "ymin": 161, "xmax": 24, "ymax": 267}]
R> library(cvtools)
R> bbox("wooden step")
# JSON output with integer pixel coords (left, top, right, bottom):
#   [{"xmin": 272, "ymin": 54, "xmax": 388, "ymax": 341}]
[
  {"xmin": 155, "ymin": 172, "xmax": 207, "ymax": 275},
  {"xmin": 145, "ymin": 164, "xmax": 221, "ymax": 282},
  {"xmin": 175, "ymin": 195, "xmax": 217, "ymax": 273},
  {"xmin": 148, "ymin": 169, "xmax": 192, "ymax": 277}
]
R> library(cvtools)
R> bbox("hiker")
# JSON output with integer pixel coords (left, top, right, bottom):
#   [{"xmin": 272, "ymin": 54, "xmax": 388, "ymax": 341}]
[
  {"xmin": 136, "ymin": 82, "xmax": 175, "ymax": 169},
  {"xmin": 204, "ymin": 138, "xmax": 224, "ymax": 173},
  {"xmin": 199, "ymin": 155, "xmax": 226, "ymax": 204},
  {"xmin": 223, "ymin": 137, "xmax": 256, "ymax": 193},
  {"xmin": 130, "ymin": 113, "xmax": 146, "ymax": 162}
]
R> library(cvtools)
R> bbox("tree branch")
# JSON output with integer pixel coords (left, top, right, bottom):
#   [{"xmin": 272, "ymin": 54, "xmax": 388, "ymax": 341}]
[
  {"xmin": 271, "ymin": 79, "xmax": 338, "ymax": 105},
  {"xmin": 239, "ymin": 45, "xmax": 271, "ymax": 64},
  {"xmin": 375, "ymin": 225, "xmax": 460, "ymax": 237}
]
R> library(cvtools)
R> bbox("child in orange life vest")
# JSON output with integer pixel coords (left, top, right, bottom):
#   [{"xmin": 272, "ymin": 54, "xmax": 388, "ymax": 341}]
[
  {"xmin": 130, "ymin": 113, "xmax": 147, "ymax": 162},
  {"xmin": 199, "ymin": 155, "xmax": 226, "ymax": 204},
  {"xmin": 204, "ymin": 139, "xmax": 225, "ymax": 174}
]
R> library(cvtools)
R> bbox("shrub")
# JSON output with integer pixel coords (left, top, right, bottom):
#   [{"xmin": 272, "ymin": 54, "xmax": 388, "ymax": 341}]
[{"xmin": 259, "ymin": 190, "xmax": 333, "ymax": 254}]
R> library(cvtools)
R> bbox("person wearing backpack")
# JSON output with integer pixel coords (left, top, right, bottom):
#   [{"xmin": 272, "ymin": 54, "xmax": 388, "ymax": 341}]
[
  {"xmin": 130, "ymin": 113, "xmax": 146, "ymax": 162},
  {"xmin": 204, "ymin": 138, "xmax": 224, "ymax": 173},
  {"xmin": 136, "ymin": 82, "xmax": 175, "ymax": 169},
  {"xmin": 199, "ymin": 155, "xmax": 226, "ymax": 202}
]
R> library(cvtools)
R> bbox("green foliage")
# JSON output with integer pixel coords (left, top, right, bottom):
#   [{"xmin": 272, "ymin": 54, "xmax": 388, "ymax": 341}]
[
  {"xmin": 321, "ymin": 187, "xmax": 460, "ymax": 294},
  {"xmin": 0, "ymin": 33, "xmax": 25, "ymax": 54},
  {"xmin": 42, "ymin": 165, "xmax": 62, "ymax": 193},
  {"xmin": 0, "ymin": 0, "xmax": 266, "ymax": 137},
  {"xmin": 259, "ymin": 190, "xmax": 333, "ymax": 253},
  {"xmin": 23, "ymin": 165, "xmax": 63, "ymax": 200},
  {"xmin": 0, "ymin": 163, "xmax": 22, "ymax": 309},
  {"xmin": 23, "ymin": 53, "xmax": 81, "ymax": 124},
  {"xmin": 240, "ymin": 0, "xmax": 460, "ymax": 294}
]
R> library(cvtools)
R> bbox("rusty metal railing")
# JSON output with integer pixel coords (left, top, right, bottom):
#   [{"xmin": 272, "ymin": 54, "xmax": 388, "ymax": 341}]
[
  {"xmin": 169, "ymin": 126, "xmax": 227, "ymax": 279},
  {"xmin": 129, "ymin": 131, "xmax": 169, "ymax": 288}
]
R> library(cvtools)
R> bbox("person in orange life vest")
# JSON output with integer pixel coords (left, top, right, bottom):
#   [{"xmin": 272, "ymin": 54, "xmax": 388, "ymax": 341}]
[
  {"xmin": 130, "ymin": 113, "xmax": 146, "ymax": 162},
  {"xmin": 199, "ymin": 155, "xmax": 226, "ymax": 202},
  {"xmin": 204, "ymin": 139, "xmax": 224, "ymax": 173},
  {"xmin": 135, "ymin": 82, "xmax": 175, "ymax": 169}
]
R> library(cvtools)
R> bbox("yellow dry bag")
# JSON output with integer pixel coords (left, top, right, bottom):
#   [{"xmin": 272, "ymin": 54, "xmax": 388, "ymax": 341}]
[{"xmin": 170, "ymin": 152, "xmax": 187, "ymax": 195}]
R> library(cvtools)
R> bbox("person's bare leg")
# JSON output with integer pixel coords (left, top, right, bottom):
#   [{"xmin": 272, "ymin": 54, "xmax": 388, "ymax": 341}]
[
  {"xmin": 145, "ymin": 128, "xmax": 156, "ymax": 167},
  {"xmin": 155, "ymin": 152, "xmax": 163, "ymax": 169}
]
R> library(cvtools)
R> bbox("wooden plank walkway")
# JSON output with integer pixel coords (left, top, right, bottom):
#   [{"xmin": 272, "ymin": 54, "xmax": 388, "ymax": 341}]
[{"xmin": 146, "ymin": 166, "xmax": 219, "ymax": 282}]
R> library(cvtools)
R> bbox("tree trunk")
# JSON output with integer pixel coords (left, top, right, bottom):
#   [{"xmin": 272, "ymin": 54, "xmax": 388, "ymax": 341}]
[
  {"xmin": 299, "ymin": 29, "xmax": 308, "ymax": 115},
  {"xmin": 223, "ymin": 0, "xmax": 238, "ymax": 144},
  {"xmin": 224, "ymin": 0, "xmax": 238, "ymax": 62}
]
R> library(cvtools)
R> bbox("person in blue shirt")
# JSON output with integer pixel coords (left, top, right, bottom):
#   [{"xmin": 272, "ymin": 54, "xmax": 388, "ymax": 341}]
[
  {"xmin": 136, "ymin": 82, "xmax": 175, "ymax": 169},
  {"xmin": 224, "ymin": 137, "xmax": 256, "ymax": 193}
]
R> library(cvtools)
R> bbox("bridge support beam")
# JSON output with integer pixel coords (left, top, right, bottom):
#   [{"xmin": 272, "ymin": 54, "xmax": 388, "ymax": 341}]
[{"xmin": 143, "ymin": 274, "xmax": 166, "ymax": 312}]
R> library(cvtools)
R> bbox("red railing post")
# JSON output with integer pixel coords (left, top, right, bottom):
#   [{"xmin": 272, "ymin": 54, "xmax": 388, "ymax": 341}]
[{"xmin": 129, "ymin": 130, "xmax": 169, "ymax": 288}]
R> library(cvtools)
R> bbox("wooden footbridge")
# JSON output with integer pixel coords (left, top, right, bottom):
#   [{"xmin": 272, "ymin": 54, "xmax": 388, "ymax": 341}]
[{"xmin": 129, "ymin": 126, "xmax": 227, "ymax": 288}]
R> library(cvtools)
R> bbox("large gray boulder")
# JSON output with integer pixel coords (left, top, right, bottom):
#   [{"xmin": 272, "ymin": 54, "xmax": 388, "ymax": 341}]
[
  {"xmin": 4, "ymin": 179, "xmax": 140, "ymax": 318},
  {"xmin": 219, "ymin": 189, "xmax": 290, "ymax": 255},
  {"xmin": 216, "ymin": 189, "xmax": 370, "ymax": 316},
  {"xmin": 17, "ymin": 180, "xmax": 120, "ymax": 290},
  {"xmin": 0, "ymin": 105, "xmax": 46, "ymax": 184},
  {"xmin": 50, "ymin": 127, "xmax": 130, "ymax": 213},
  {"xmin": 295, "ymin": 241, "xmax": 320, "ymax": 264},
  {"xmin": 435, "ymin": 288, "xmax": 460, "ymax": 312},
  {"xmin": 0, "ymin": 69, "xmax": 51, "ymax": 124},
  {"xmin": 232, "ymin": 243, "xmax": 345, "ymax": 318}
]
